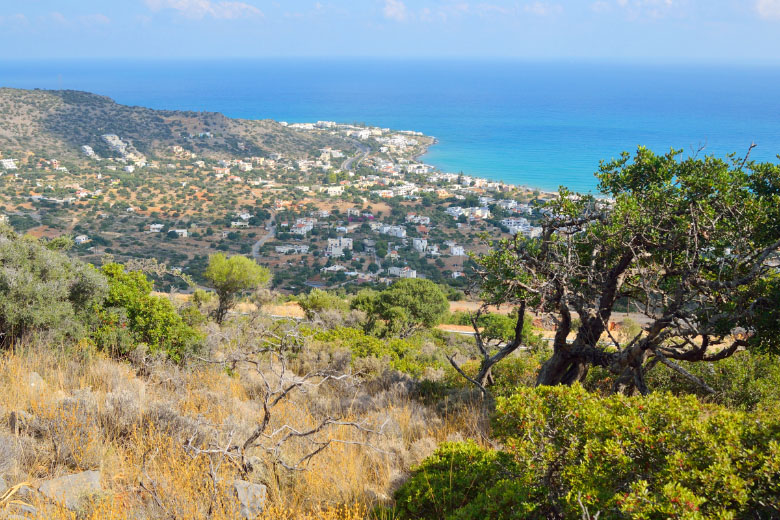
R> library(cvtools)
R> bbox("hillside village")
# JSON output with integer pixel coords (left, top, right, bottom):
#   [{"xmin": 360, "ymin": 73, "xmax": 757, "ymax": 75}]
[{"xmin": 0, "ymin": 107, "xmax": 552, "ymax": 293}]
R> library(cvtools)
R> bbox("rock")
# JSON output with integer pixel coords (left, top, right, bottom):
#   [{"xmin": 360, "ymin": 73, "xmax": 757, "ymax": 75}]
[
  {"xmin": 38, "ymin": 471, "xmax": 102, "ymax": 511},
  {"xmin": 27, "ymin": 372, "xmax": 47, "ymax": 392},
  {"xmin": 7, "ymin": 411, "xmax": 33, "ymax": 434},
  {"xmin": 363, "ymin": 486, "xmax": 390, "ymax": 504},
  {"xmin": 232, "ymin": 480, "xmax": 267, "ymax": 519},
  {"xmin": 0, "ymin": 484, "xmax": 39, "ymax": 518}
]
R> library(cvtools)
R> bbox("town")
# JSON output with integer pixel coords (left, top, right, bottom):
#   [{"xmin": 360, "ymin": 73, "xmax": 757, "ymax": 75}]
[{"xmin": 0, "ymin": 119, "xmax": 552, "ymax": 293}]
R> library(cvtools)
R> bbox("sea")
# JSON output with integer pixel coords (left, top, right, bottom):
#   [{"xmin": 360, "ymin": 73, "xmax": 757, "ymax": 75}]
[{"xmin": 2, "ymin": 59, "xmax": 780, "ymax": 193}]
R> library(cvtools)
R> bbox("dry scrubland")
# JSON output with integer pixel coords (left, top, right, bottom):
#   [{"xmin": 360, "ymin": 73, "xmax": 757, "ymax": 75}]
[{"xmin": 0, "ymin": 323, "xmax": 487, "ymax": 520}]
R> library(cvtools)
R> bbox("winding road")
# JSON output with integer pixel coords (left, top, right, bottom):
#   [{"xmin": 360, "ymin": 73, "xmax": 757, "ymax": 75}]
[
  {"xmin": 251, "ymin": 212, "xmax": 276, "ymax": 260},
  {"xmin": 341, "ymin": 142, "xmax": 370, "ymax": 172}
]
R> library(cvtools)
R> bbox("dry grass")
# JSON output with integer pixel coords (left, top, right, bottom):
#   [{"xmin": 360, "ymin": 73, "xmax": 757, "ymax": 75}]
[{"xmin": 0, "ymin": 336, "xmax": 488, "ymax": 519}]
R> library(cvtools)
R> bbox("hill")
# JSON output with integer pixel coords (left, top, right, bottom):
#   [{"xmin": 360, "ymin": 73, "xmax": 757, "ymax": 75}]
[{"xmin": 0, "ymin": 88, "xmax": 356, "ymax": 159}]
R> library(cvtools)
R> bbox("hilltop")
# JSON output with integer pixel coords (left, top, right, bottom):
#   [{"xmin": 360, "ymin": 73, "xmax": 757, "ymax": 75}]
[{"xmin": 0, "ymin": 88, "xmax": 356, "ymax": 160}]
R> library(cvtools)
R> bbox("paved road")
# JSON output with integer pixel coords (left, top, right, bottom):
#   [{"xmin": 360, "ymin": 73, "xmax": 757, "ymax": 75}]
[
  {"xmin": 252, "ymin": 213, "xmax": 276, "ymax": 260},
  {"xmin": 341, "ymin": 142, "xmax": 370, "ymax": 172}
]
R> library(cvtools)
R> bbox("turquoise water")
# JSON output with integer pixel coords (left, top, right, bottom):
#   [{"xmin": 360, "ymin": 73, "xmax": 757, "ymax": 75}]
[{"xmin": 2, "ymin": 59, "xmax": 780, "ymax": 192}]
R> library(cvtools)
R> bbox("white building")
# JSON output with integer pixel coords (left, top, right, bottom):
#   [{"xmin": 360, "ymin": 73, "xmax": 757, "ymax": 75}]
[
  {"xmin": 231, "ymin": 221, "xmax": 250, "ymax": 228},
  {"xmin": 149, "ymin": 224, "xmax": 164, "ymax": 233},
  {"xmin": 378, "ymin": 224, "xmax": 406, "ymax": 238},
  {"xmin": 412, "ymin": 238, "xmax": 428, "ymax": 253},
  {"xmin": 323, "ymin": 186, "xmax": 344, "ymax": 197},
  {"xmin": 74, "ymin": 235, "xmax": 90, "ymax": 245},
  {"xmin": 406, "ymin": 214, "xmax": 431, "ymax": 225},
  {"xmin": 0, "ymin": 159, "xmax": 18, "ymax": 170},
  {"xmin": 292, "ymin": 217, "xmax": 317, "ymax": 236},
  {"xmin": 327, "ymin": 237, "xmax": 353, "ymax": 257},
  {"xmin": 275, "ymin": 245, "xmax": 310, "ymax": 254},
  {"xmin": 173, "ymin": 229, "xmax": 188, "ymax": 238},
  {"xmin": 446, "ymin": 206, "xmax": 464, "ymax": 218},
  {"xmin": 388, "ymin": 266, "xmax": 417, "ymax": 279},
  {"xmin": 450, "ymin": 245, "xmax": 466, "ymax": 257}
]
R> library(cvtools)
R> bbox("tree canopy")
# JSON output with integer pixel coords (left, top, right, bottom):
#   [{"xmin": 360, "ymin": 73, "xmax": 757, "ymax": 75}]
[
  {"xmin": 468, "ymin": 147, "xmax": 780, "ymax": 394},
  {"xmin": 352, "ymin": 278, "xmax": 449, "ymax": 337},
  {"xmin": 0, "ymin": 226, "xmax": 106, "ymax": 342},
  {"xmin": 204, "ymin": 253, "xmax": 270, "ymax": 324}
]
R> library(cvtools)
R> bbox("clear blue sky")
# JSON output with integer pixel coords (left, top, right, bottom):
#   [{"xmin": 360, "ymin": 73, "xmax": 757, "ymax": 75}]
[{"xmin": 2, "ymin": 0, "xmax": 780, "ymax": 63}]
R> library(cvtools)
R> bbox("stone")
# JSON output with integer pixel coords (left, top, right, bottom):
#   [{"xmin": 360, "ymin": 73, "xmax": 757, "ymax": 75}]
[
  {"xmin": 27, "ymin": 372, "xmax": 47, "ymax": 392},
  {"xmin": 0, "ymin": 475, "xmax": 7, "ymax": 494},
  {"xmin": 363, "ymin": 486, "xmax": 390, "ymax": 504},
  {"xmin": 232, "ymin": 479, "xmax": 267, "ymax": 519},
  {"xmin": 7, "ymin": 411, "xmax": 33, "ymax": 435},
  {"xmin": 38, "ymin": 471, "xmax": 102, "ymax": 511}
]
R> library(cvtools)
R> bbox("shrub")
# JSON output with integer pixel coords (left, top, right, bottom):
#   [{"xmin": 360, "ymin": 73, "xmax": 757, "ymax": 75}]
[
  {"xmin": 204, "ymin": 253, "xmax": 270, "ymax": 324},
  {"xmin": 394, "ymin": 385, "xmax": 780, "ymax": 519},
  {"xmin": 442, "ymin": 352, "xmax": 546, "ymax": 397},
  {"xmin": 96, "ymin": 263, "xmax": 202, "ymax": 360},
  {"xmin": 644, "ymin": 350, "xmax": 780, "ymax": 411},
  {"xmin": 393, "ymin": 441, "xmax": 536, "ymax": 520},
  {"xmin": 0, "ymin": 230, "xmax": 107, "ymax": 341},
  {"xmin": 298, "ymin": 289, "xmax": 349, "ymax": 320},
  {"xmin": 309, "ymin": 326, "xmax": 442, "ymax": 377}
]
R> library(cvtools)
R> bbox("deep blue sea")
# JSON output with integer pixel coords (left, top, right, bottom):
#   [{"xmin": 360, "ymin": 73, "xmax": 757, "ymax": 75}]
[{"xmin": 2, "ymin": 59, "xmax": 780, "ymax": 192}]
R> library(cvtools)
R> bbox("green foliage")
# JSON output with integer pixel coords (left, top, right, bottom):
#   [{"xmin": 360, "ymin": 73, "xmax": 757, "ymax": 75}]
[
  {"xmin": 395, "ymin": 385, "xmax": 780, "ymax": 519},
  {"xmin": 646, "ymin": 351, "xmax": 780, "ymax": 411},
  {"xmin": 393, "ymin": 441, "xmax": 534, "ymax": 520},
  {"xmin": 0, "ymin": 231, "xmax": 107, "ymax": 341},
  {"xmin": 352, "ymin": 279, "xmax": 448, "ymax": 337},
  {"xmin": 442, "ymin": 352, "xmax": 547, "ymax": 397},
  {"xmin": 204, "ymin": 253, "xmax": 270, "ymax": 324},
  {"xmin": 298, "ymin": 289, "xmax": 349, "ymax": 320},
  {"xmin": 96, "ymin": 263, "xmax": 201, "ymax": 360},
  {"xmin": 310, "ymin": 326, "xmax": 442, "ymax": 377},
  {"xmin": 474, "ymin": 148, "xmax": 780, "ymax": 388}
]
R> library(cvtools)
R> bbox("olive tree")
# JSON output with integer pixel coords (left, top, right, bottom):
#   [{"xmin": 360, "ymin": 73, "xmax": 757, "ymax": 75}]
[
  {"xmin": 204, "ymin": 253, "xmax": 270, "ymax": 324},
  {"xmin": 352, "ymin": 279, "xmax": 448, "ymax": 338},
  {"xmin": 460, "ymin": 147, "xmax": 780, "ymax": 395},
  {"xmin": 0, "ymin": 227, "xmax": 107, "ymax": 342}
]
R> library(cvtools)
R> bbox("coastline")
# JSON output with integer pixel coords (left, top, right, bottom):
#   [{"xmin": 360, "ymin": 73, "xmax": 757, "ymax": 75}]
[{"xmin": 412, "ymin": 133, "xmax": 561, "ymax": 197}]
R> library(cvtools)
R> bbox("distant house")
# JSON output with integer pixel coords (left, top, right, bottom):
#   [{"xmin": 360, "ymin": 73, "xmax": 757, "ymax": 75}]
[
  {"xmin": 173, "ymin": 229, "xmax": 188, "ymax": 238},
  {"xmin": 0, "ymin": 159, "xmax": 18, "ymax": 170},
  {"xmin": 412, "ymin": 238, "xmax": 428, "ymax": 253},
  {"xmin": 326, "ymin": 237, "xmax": 353, "ymax": 257},
  {"xmin": 74, "ymin": 235, "xmax": 90, "ymax": 245},
  {"xmin": 149, "ymin": 224, "xmax": 165, "ymax": 233},
  {"xmin": 388, "ymin": 266, "xmax": 417, "ymax": 279},
  {"xmin": 450, "ymin": 245, "xmax": 466, "ymax": 257},
  {"xmin": 231, "ymin": 221, "xmax": 249, "ymax": 228}
]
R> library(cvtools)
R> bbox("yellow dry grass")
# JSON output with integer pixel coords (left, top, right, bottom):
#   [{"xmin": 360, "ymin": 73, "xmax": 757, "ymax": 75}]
[{"xmin": 0, "ymin": 342, "xmax": 486, "ymax": 519}]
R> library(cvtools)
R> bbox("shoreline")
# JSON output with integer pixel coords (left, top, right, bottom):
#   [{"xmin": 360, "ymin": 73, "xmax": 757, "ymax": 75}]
[{"xmin": 411, "ymin": 134, "xmax": 562, "ymax": 197}]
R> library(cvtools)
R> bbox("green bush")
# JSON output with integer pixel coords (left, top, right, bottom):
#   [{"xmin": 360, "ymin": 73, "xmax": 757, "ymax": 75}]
[
  {"xmin": 309, "ymin": 326, "xmax": 442, "ymax": 377},
  {"xmin": 584, "ymin": 350, "xmax": 780, "ymax": 411},
  {"xmin": 394, "ymin": 385, "xmax": 780, "ymax": 519},
  {"xmin": 646, "ymin": 351, "xmax": 780, "ymax": 411},
  {"xmin": 393, "ymin": 441, "xmax": 535, "ymax": 520},
  {"xmin": 298, "ymin": 289, "xmax": 349, "ymax": 320},
  {"xmin": 442, "ymin": 352, "xmax": 546, "ymax": 397},
  {"xmin": 96, "ymin": 263, "xmax": 202, "ymax": 360},
  {"xmin": 0, "ymin": 230, "xmax": 107, "ymax": 341}
]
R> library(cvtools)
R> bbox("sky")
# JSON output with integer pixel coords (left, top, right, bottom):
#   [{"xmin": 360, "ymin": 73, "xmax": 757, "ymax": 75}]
[{"xmin": 1, "ymin": 0, "xmax": 780, "ymax": 63}]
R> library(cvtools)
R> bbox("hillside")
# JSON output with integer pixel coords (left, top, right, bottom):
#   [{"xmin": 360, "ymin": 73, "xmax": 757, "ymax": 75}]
[{"xmin": 0, "ymin": 88, "xmax": 356, "ymax": 160}]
